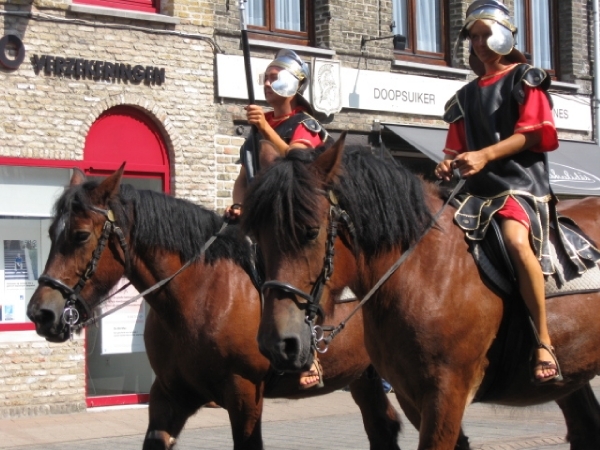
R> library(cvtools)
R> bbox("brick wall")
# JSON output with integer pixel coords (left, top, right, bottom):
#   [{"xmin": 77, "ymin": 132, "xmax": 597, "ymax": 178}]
[{"xmin": 0, "ymin": 336, "xmax": 86, "ymax": 418}]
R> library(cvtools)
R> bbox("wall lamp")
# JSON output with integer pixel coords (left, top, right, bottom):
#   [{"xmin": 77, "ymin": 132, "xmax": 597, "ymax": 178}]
[{"xmin": 360, "ymin": 34, "xmax": 407, "ymax": 52}]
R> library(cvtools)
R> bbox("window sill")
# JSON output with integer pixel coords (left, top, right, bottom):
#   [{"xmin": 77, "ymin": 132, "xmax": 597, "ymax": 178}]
[
  {"xmin": 68, "ymin": 4, "xmax": 180, "ymax": 25},
  {"xmin": 248, "ymin": 39, "xmax": 335, "ymax": 57},
  {"xmin": 550, "ymin": 80, "xmax": 580, "ymax": 93},
  {"xmin": 392, "ymin": 60, "xmax": 470, "ymax": 78}
]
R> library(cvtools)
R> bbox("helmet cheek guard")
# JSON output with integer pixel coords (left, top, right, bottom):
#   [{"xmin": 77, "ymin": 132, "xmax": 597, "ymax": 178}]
[{"xmin": 270, "ymin": 69, "xmax": 301, "ymax": 98}]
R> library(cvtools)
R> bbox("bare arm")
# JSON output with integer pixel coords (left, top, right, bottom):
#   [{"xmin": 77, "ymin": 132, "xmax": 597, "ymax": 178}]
[{"xmin": 451, "ymin": 132, "xmax": 541, "ymax": 178}]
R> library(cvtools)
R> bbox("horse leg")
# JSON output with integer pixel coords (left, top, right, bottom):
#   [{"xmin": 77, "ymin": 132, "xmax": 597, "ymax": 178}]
[
  {"xmin": 348, "ymin": 367, "xmax": 402, "ymax": 450},
  {"xmin": 143, "ymin": 381, "xmax": 200, "ymax": 450},
  {"xmin": 394, "ymin": 388, "xmax": 471, "ymax": 450},
  {"xmin": 224, "ymin": 377, "xmax": 265, "ymax": 450},
  {"xmin": 555, "ymin": 382, "xmax": 600, "ymax": 450}
]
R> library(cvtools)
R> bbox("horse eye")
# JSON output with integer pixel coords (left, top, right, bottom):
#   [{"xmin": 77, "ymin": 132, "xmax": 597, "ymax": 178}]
[
  {"xmin": 305, "ymin": 227, "xmax": 320, "ymax": 241},
  {"xmin": 73, "ymin": 231, "xmax": 91, "ymax": 244}
]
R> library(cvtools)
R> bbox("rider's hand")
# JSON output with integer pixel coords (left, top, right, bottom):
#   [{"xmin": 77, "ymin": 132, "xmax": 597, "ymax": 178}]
[
  {"xmin": 224, "ymin": 203, "xmax": 243, "ymax": 221},
  {"xmin": 435, "ymin": 159, "xmax": 454, "ymax": 182},
  {"xmin": 245, "ymin": 105, "xmax": 268, "ymax": 133},
  {"xmin": 452, "ymin": 150, "xmax": 489, "ymax": 178}
]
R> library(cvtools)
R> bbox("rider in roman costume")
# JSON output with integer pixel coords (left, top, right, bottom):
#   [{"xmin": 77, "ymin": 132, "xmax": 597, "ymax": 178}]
[
  {"xmin": 226, "ymin": 49, "xmax": 330, "ymax": 221},
  {"xmin": 226, "ymin": 49, "xmax": 330, "ymax": 390},
  {"xmin": 437, "ymin": 0, "xmax": 600, "ymax": 383}
]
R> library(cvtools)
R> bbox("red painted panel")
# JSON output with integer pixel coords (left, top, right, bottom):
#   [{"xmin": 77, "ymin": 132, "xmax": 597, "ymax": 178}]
[
  {"xmin": 74, "ymin": 0, "xmax": 157, "ymax": 13},
  {"xmin": 86, "ymin": 393, "xmax": 150, "ymax": 407},
  {"xmin": 85, "ymin": 106, "xmax": 167, "ymax": 167},
  {"xmin": 0, "ymin": 323, "xmax": 35, "ymax": 332}
]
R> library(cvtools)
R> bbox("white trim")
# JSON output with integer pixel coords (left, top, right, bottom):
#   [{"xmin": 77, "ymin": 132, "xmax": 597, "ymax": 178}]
[
  {"xmin": 550, "ymin": 80, "xmax": 580, "ymax": 92},
  {"xmin": 392, "ymin": 60, "xmax": 471, "ymax": 77},
  {"xmin": 248, "ymin": 39, "xmax": 336, "ymax": 57},
  {"xmin": 68, "ymin": 4, "xmax": 180, "ymax": 25}
]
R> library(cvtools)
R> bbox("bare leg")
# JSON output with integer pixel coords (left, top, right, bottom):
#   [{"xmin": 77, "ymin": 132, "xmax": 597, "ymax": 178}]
[{"xmin": 502, "ymin": 219, "xmax": 558, "ymax": 381}]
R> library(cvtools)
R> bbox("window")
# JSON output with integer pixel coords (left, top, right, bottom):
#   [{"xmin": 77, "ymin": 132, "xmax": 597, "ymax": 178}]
[
  {"xmin": 392, "ymin": 0, "xmax": 448, "ymax": 65},
  {"xmin": 74, "ymin": 0, "xmax": 158, "ymax": 14},
  {"xmin": 514, "ymin": 0, "xmax": 558, "ymax": 75},
  {"xmin": 247, "ymin": 0, "xmax": 312, "ymax": 45}
]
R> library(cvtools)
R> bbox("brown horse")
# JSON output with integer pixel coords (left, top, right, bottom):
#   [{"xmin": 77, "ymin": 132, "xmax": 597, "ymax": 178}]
[
  {"xmin": 26, "ymin": 166, "xmax": 403, "ymax": 450},
  {"xmin": 241, "ymin": 136, "xmax": 600, "ymax": 450}
]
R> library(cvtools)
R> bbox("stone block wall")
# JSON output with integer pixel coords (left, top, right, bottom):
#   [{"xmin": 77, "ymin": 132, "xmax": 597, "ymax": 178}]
[{"xmin": 0, "ymin": 336, "xmax": 85, "ymax": 418}]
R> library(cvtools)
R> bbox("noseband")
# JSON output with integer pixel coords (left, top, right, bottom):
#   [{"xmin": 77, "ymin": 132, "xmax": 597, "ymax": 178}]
[
  {"xmin": 261, "ymin": 190, "xmax": 354, "ymax": 354},
  {"xmin": 38, "ymin": 206, "xmax": 130, "ymax": 339}
]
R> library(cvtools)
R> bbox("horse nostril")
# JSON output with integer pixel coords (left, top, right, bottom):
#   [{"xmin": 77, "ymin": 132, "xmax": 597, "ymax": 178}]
[
  {"xmin": 33, "ymin": 308, "xmax": 57, "ymax": 327},
  {"xmin": 282, "ymin": 337, "xmax": 300, "ymax": 360}
]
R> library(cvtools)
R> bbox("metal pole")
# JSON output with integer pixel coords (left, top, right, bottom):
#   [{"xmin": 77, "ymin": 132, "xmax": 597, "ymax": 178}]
[
  {"xmin": 593, "ymin": 0, "xmax": 600, "ymax": 146},
  {"xmin": 239, "ymin": 0, "xmax": 261, "ymax": 181}
]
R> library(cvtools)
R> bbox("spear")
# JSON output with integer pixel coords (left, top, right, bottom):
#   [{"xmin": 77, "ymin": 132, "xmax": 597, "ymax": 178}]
[{"xmin": 239, "ymin": 0, "xmax": 260, "ymax": 183}]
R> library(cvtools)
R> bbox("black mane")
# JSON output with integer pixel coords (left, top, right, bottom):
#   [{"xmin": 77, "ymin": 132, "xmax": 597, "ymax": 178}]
[
  {"xmin": 52, "ymin": 181, "xmax": 253, "ymax": 268},
  {"xmin": 242, "ymin": 145, "xmax": 433, "ymax": 256}
]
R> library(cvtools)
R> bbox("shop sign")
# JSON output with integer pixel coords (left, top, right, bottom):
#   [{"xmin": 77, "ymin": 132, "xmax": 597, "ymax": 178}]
[
  {"xmin": 32, "ymin": 54, "xmax": 166, "ymax": 85},
  {"xmin": 0, "ymin": 34, "xmax": 25, "ymax": 70}
]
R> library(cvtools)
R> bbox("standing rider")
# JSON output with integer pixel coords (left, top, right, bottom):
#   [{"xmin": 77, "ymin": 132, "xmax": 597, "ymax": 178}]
[{"xmin": 438, "ymin": 0, "xmax": 600, "ymax": 383}]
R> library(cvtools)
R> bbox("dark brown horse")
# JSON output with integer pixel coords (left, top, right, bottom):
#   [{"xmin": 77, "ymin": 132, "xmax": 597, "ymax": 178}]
[
  {"xmin": 242, "ymin": 136, "xmax": 600, "ymax": 450},
  {"xmin": 26, "ymin": 166, "xmax": 403, "ymax": 450}
]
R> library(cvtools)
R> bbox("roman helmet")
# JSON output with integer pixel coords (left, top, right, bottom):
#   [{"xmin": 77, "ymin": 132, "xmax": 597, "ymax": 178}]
[
  {"xmin": 263, "ymin": 49, "xmax": 314, "ymax": 114},
  {"xmin": 453, "ymin": 0, "xmax": 526, "ymax": 76}
]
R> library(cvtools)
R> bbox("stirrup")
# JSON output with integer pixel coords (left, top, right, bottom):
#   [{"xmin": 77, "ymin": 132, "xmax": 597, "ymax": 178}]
[{"xmin": 530, "ymin": 342, "xmax": 563, "ymax": 384}]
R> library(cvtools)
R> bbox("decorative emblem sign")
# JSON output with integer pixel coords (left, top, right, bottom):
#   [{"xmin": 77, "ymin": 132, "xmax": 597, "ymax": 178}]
[{"xmin": 312, "ymin": 58, "xmax": 342, "ymax": 117}]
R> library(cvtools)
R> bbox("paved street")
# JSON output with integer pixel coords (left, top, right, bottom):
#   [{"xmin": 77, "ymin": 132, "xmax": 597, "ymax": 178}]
[{"xmin": 1, "ymin": 378, "xmax": 598, "ymax": 450}]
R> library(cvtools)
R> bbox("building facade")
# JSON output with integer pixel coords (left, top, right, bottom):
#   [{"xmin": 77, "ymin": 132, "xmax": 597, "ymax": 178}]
[{"xmin": 0, "ymin": 0, "xmax": 598, "ymax": 417}]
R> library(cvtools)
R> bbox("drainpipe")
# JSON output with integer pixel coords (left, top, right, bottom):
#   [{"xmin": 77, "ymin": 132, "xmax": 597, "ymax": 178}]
[{"xmin": 593, "ymin": 0, "xmax": 600, "ymax": 145}]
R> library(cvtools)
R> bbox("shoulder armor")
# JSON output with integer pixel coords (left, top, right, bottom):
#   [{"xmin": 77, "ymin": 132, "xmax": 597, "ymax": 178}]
[
  {"xmin": 301, "ymin": 118, "xmax": 323, "ymax": 134},
  {"xmin": 443, "ymin": 94, "xmax": 464, "ymax": 124},
  {"xmin": 512, "ymin": 64, "xmax": 551, "ymax": 105}
]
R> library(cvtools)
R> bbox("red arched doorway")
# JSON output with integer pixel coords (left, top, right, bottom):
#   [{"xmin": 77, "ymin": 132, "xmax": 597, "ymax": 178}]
[
  {"xmin": 84, "ymin": 105, "xmax": 170, "ymax": 193},
  {"xmin": 83, "ymin": 105, "xmax": 170, "ymax": 407}
]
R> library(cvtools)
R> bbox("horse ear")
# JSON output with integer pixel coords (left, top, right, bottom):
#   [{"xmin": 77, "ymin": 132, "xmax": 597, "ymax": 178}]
[
  {"xmin": 314, "ymin": 131, "xmax": 346, "ymax": 184},
  {"xmin": 259, "ymin": 140, "xmax": 282, "ymax": 168},
  {"xmin": 95, "ymin": 162, "xmax": 126, "ymax": 204},
  {"xmin": 69, "ymin": 168, "xmax": 87, "ymax": 186}
]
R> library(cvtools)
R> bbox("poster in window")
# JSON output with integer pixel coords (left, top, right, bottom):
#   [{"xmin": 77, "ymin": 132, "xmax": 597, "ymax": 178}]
[
  {"xmin": 2, "ymin": 239, "xmax": 38, "ymax": 323},
  {"xmin": 101, "ymin": 278, "xmax": 146, "ymax": 355}
]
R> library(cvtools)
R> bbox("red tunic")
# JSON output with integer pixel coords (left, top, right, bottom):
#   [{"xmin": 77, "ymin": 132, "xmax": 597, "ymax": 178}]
[
  {"xmin": 265, "ymin": 107, "xmax": 324, "ymax": 148},
  {"xmin": 443, "ymin": 65, "xmax": 558, "ymax": 228}
]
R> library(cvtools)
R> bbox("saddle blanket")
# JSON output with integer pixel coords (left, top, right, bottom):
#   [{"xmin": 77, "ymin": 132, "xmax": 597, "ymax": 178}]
[{"xmin": 473, "ymin": 233, "xmax": 600, "ymax": 299}]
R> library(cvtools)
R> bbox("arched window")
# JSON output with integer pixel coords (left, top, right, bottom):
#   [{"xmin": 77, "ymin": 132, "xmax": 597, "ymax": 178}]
[{"xmin": 84, "ymin": 105, "xmax": 170, "ymax": 193}]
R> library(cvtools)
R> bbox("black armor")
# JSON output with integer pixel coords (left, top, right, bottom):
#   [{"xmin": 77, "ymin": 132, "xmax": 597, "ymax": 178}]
[{"xmin": 444, "ymin": 64, "xmax": 600, "ymax": 275}]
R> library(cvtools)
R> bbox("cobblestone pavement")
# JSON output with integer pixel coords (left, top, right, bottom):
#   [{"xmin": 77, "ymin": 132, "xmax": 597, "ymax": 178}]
[{"xmin": 1, "ymin": 378, "xmax": 598, "ymax": 450}]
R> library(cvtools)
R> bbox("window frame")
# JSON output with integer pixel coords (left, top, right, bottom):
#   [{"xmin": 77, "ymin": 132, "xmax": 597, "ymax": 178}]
[
  {"xmin": 247, "ymin": 0, "xmax": 314, "ymax": 47},
  {"xmin": 392, "ymin": 0, "xmax": 450, "ymax": 66},
  {"xmin": 514, "ymin": 0, "xmax": 559, "ymax": 78}
]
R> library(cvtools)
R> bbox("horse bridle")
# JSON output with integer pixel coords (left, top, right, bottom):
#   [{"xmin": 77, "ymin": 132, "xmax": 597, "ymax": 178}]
[
  {"xmin": 260, "ymin": 178, "xmax": 466, "ymax": 355},
  {"xmin": 261, "ymin": 190, "xmax": 355, "ymax": 354},
  {"xmin": 37, "ymin": 206, "xmax": 131, "ymax": 338}
]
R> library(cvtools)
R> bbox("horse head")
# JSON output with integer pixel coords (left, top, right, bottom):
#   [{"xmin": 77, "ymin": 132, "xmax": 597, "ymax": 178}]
[
  {"xmin": 27, "ymin": 164, "xmax": 130, "ymax": 342},
  {"xmin": 242, "ymin": 135, "xmax": 354, "ymax": 373}
]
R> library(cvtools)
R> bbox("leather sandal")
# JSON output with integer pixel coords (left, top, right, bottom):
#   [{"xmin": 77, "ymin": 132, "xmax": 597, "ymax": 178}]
[
  {"xmin": 299, "ymin": 353, "xmax": 324, "ymax": 390},
  {"xmin": 531, "ymin": 343, "xmax": 563, "ymax": 384}
]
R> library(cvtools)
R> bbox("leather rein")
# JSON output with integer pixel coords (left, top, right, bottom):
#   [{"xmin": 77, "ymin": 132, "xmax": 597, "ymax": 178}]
[
  {"xmin": 38, "ymin": 205, "xmax": 227, "ymax": 340},
  {"xmin": 261, "ymin": 179, "xmax": 465, "ymax": 354}
]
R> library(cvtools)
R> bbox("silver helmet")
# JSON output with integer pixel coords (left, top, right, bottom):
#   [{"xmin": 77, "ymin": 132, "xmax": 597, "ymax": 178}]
[
  {"xmin": 262, "ymin": 49, "xmax": 313, "ymax": 113},
  {"xmin": 265, "ymin": 49, "xmax": 310, "ymax": 97},
  {"xmin": 453, "ymin": 0, "xmax": 526, "ymax": 74}
]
